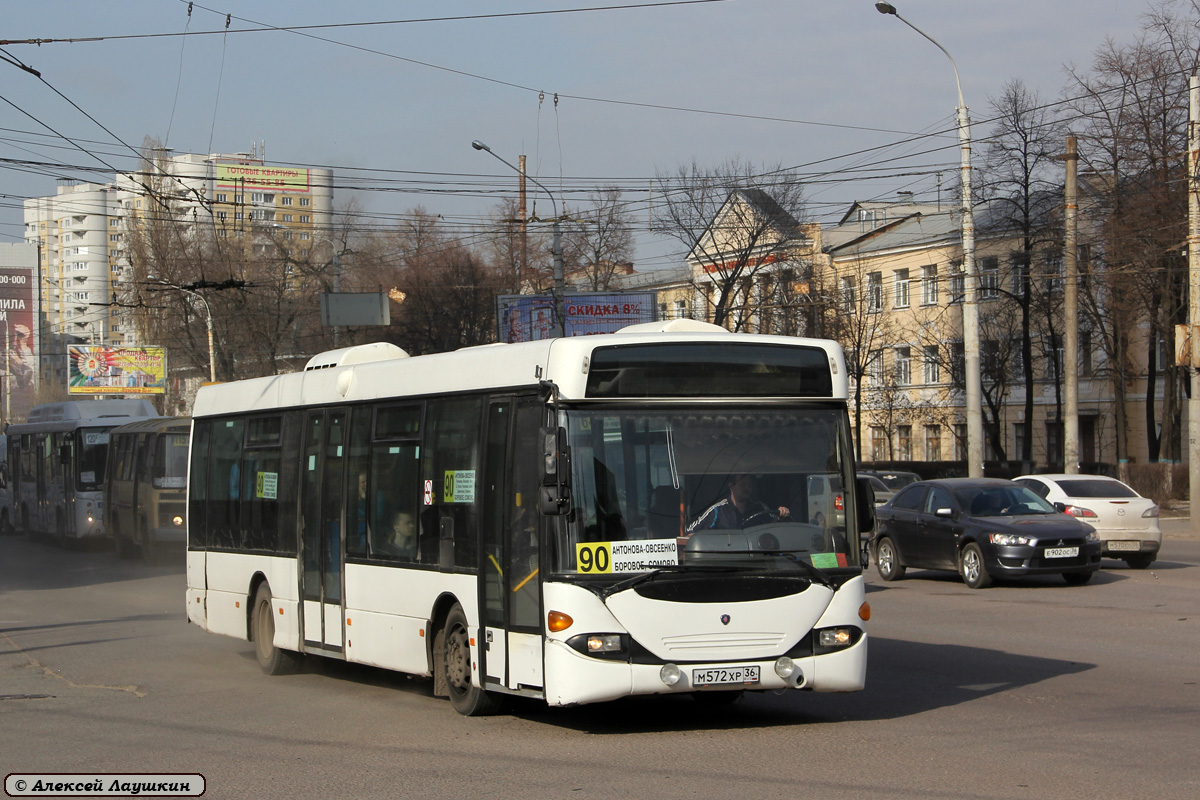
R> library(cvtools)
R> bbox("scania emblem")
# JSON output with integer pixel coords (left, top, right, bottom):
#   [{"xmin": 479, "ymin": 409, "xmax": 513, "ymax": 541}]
[{"xmin": 720, "ymin": 614, "xmax": 731, "ymax": 626}]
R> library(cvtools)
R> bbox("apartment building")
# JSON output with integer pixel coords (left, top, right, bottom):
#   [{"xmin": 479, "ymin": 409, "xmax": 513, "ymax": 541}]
[{"xmin": 23, "ymin": 149, "xmax": 333, "ymax": 397}]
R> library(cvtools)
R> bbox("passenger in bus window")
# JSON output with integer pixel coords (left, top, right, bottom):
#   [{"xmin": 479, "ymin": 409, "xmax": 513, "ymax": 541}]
[
  {"xmin": 377, "ymin": 511, "xmax": 417, "ymax": 557},
  {"xmin": 686, "ymin": 474, "xmax": 790, "ymax": 534}
]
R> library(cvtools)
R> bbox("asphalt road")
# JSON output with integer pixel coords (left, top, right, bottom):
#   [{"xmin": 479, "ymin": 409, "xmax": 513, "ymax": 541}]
[{"xmin": 1, "ymin": 522, "xmax": 1197, "ymax": 800}]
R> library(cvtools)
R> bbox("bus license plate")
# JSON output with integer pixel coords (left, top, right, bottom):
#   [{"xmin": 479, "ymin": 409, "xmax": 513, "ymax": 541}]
[
  {"xmin": 692, "ymin": 666, "xmax": 760, "ymax": 686},
  {"xmin": 1045, "ymin": 547, "xmax": 1079, "ymax": 558},
  {"xmin": 1108, "ymin": 540, "xmax": 1140, "ymax": 551}
]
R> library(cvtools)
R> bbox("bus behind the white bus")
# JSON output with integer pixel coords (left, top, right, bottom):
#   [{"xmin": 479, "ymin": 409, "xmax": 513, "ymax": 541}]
[
  {"xmin": 7, "ymin": 399, "xmax": 159, "ymax": 543},
  {"xmin": 105, "ymin": 416, "xmax": 190, "ymax": 561},
  {"xmin": 185, "ymin": 322, "xmax": 874, "ymax": 715}
]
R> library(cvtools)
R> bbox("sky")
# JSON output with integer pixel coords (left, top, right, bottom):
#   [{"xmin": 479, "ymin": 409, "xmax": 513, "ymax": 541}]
[{"xmin": 0, "ymin": 0, "xmax": 1156, "ymax": 270}]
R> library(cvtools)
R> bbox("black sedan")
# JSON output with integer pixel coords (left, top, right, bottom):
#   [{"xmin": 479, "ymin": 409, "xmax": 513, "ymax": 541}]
[{"xmin": 871, "ymin": 478, "xmax": 1102, "ymax": 588}]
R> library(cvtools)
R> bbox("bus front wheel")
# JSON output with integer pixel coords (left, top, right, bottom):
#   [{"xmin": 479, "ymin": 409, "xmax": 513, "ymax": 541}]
[
  {"xmin": 441, "ymin": 604, "xmax": 503, "ymax": 716},
  {"xmin": 253, "ymin": 583, "xmax": 301, "ymax": 676}
]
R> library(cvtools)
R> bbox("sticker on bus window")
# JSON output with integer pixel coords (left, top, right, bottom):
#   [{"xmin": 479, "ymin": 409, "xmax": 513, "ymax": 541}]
[
  {"xmin": 84, "ymin": 432, "xmax": 109, "ymax": 446},
  {"xmin": 811, "ymin": 552, "xmax": 848, "ymax": 569},
  {"xmin": 81, "ymin": 471, "xmax": 96, "ymax": 484},
  {"xmin": 575, "ymin": 539, "xmax": 679, "ymax": 574},
  {"xmin": 442, "ymin": 470, "xmax": 476, "ymax": 503},
  {"xmin": 256, "ymin": 472, "xmax": 278, "ymax": 500}
]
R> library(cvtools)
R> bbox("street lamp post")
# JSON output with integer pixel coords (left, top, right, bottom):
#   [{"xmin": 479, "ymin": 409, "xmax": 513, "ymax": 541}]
[
  {"xmin": 151, "ymin": 277, "xmax": 216, "ymax": 383},
  {"xmin": 876, "ymin": 1, "xmax": 983, "ymax": 477},
  {"xmin": 471, "ymin": 139, "xmax": 567, "ymax": 338}
]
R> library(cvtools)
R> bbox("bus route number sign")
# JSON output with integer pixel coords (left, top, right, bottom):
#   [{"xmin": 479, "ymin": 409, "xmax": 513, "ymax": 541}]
[{"xmin": 576, "ymin": 539, "xmax": 679, "ymax": 574}]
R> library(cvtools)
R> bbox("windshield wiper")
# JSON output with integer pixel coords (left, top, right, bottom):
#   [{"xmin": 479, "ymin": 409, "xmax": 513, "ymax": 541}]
[
  {"xmin": 600, "ymin": 564, "xmax": 738, "ymax": 598},
  {"xmin": 761, "ymin": 552, "xmax": 836, "ymax": 588},
  {"xmin": 599, "ymin": 553, "xmax": 837, "ymax": 598}
]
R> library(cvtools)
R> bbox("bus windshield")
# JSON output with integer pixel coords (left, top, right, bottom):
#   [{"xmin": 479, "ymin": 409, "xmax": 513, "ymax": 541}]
[
  {"xmin": 76, "ymin": 427, "xmax": 111, "ymax": 491},
  {"xmin": 154, "ymin": 432, "xmax": 190, "ymax": 489},
  {"xmin": 553, "ymin": 406, "xmax": 859, "ymax": 576}
]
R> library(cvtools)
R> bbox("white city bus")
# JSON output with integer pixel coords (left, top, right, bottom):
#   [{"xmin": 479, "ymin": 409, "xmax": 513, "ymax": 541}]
[
  {"xmin": 7, "ymin": 399, "xmax": 159, "ymax": 543},
  {"xmin": 185, "ymin": 321, "xmax": 874, "ymax": 715}
]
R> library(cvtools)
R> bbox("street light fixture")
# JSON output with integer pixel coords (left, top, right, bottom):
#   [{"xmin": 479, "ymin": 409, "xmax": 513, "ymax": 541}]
[
  {"xmin": 149, "ymin": 277, "xmax": 217, "ymax": 383},
  {"xmin": 876, "ymin": 1, "xmax": 983, "ymax": 477},
  {"xmin": 471, "ymin": 139, "xmax": 567, "ymax": 337}
]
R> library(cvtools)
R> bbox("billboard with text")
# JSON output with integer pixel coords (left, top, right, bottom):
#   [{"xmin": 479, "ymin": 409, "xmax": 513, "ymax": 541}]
[
  {"xmin": 496, "ymin": 292, "xmax": 657, "ymax": 342},
  {"xmin": 68, "ymin": 346, "xmax": 167, "ymax": 395}
]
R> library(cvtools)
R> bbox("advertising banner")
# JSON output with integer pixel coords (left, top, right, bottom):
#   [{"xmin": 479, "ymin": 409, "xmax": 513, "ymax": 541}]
[
  {"xmin": 497, "ymin": 292, "xmax": 657, "ymax": 342},
  {"xmin": 214, "ymin": 162, "xmax": 311, "ymax": 193},
  {"xmin": 68, "ymin": 346, "xmax": 167, "ymax": 395},
  {"xmin": 0, "ymin": 265, "xmax": 36, "ymax": 422}
]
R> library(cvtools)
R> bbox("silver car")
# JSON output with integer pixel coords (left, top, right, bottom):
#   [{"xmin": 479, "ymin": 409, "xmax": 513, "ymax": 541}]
[{"xmin": 1013, "ymin": 474, "xmax": 1161, "ymax": 569}]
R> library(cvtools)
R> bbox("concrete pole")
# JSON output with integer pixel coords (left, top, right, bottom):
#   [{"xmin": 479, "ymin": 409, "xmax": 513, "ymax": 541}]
[
  {"xmin": 1064, "ymin": 135, "xmax": 1080, "ymax": 474},
  {"xmin": 958, "ymin": 104, "xmax": 984, "ymax": 478},
  {"xmin": 1188, "ymin": 76, "xmax": 1200, "ymax": 536},
  {"xmin": 876, "ymin": 3, "xmax": 983, "ymax": 477},
  {"xmin": 472, "ymin": 140, "xmax": 566, "ymax": 337}
]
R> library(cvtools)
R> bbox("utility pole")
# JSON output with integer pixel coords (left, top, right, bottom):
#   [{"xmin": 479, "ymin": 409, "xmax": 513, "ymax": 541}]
[
  {"xmin": 1063, "ymin": 135, "xmax": 1079, "ymax": 474},
  {"xmin": 1188, "ymin": 75, "xmax": 1200, "ymax": 537},
  {"xmin": 519, "ymin": 155, "xmax": 528, "ymax": 283}
]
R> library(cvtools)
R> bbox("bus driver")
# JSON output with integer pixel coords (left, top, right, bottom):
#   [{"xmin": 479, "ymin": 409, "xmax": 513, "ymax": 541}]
[{"xmin": 685, "ymin": 474, "xmax": 790, "ymax": 534}]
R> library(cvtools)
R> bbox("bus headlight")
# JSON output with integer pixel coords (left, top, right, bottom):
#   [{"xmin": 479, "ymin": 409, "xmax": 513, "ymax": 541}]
[
  {"xmin": 565, "ymin": 633, "xmax": 628, "ymax": 657},
  {"xmin": 816, "ymin": 627, "xmax": 857, "ymax": 651},
  {"xmin": 659, "ymin": 663, "xmax": 682, "ymax": 686},
  {"xmin": 172, "ymin": 515, "xmax": 184, "ymax": 527}
]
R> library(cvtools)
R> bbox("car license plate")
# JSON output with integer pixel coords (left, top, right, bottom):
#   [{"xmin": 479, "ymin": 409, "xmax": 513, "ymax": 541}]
[
  {"xmin": 1108, "ymin": 540, "xmax": 1140, "ymax": 551},
  {"xmin": 1045, "ymin": 547, "xmax": 1079, "ymax": 558},
  {"xmin": 692, "ymin": 665, "xmax": 760, "ymax": 686}
]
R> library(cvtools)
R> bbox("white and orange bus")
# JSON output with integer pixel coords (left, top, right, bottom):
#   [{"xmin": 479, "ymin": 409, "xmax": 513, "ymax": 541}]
[{"xmin": 185, "ymin": 321, "xmax": 874, "ymax": 715}]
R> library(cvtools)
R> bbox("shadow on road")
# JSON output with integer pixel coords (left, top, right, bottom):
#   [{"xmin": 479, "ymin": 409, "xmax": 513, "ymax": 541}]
[
  {"xmin": 508, "ymin": 635, "xmax": 1094, "ymax": 733},
  {"xmin": 265, "ymin": 633, "xmax": 1094, "ymax": 734},
  {"xmin": 0, "ymin": 534, "xmax": 184, "ymax": 592}
]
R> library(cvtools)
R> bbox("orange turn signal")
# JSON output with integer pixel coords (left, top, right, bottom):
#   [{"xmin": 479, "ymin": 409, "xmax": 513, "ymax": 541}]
[
  {"xmin": 859, "ymin": 602, "xmax": 871, "ymax": 621},
  {"xmin": 547, "ymin": 611, "xmax": 574, "ymax": 632}
]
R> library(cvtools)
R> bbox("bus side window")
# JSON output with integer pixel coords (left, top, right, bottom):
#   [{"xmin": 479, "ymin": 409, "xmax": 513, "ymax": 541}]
[
  {"xmin": 137, "ymin": 434, "xmax": 155, "ymax": 484},
  {"xmin": 345, "ymin": 407, "xmax": 371, "ymax": 559},
  {"xmin": 424, "ymin": 396, "xmax": 482, "ymax": 569},
  {"xmin": 189, "ymin": 420, "xmax": 211, "ymax": 548},
  {"xmin": 208, "ymin": 419, "xmax": 245, "ymax": 549},
  {"xmin": 243, "ymin": 416, "xmax": 283, "ymax": 552}
]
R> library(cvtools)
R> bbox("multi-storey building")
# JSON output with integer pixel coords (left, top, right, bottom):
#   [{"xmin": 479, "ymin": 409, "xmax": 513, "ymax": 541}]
[
  {"xmin": 23, "ymin": 149, "xmax": 333, "ymax": 400},
  {"xmin": 634, "ymin": 190, "xmax": 1161, "ymax": 472}
]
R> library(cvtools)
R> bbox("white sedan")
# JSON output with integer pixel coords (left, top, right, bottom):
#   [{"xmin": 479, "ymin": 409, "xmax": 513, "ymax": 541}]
[{"xmin": 1013, "ymin": 474, "xmax": 1161, "ymax": 569}]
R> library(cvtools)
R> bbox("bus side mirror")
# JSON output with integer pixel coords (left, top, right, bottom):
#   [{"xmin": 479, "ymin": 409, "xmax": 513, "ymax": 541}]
[
  {"xmin": 539, "ymin": 426, "xmax": 572, "ymax": 516},
  {"xmin": 59, "ymin": 444, "xmax": 71, "ymax": 465},
  {"xmin": 855, "ymin": 476, "xmax": 876, "ymax": 534}
]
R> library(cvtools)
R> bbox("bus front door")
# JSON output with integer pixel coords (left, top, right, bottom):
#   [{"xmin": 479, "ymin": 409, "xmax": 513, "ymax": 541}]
[
  {"xmin": 300, "ymin": 410, "xmax": 346, "ymax": 652},
  {"xmin": 481, "ymin": 398, "xmax": 544, "ymax": 693}
]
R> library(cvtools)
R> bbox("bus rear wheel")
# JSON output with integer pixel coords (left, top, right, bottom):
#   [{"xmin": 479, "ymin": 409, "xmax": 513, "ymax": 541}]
[
  {"xmin": 253, "ymin": 583, "xmax": 301, "ymax": 676},
  {"xmin": 442, "ymin": 604, "xmax": 503, "ymax": 716}
]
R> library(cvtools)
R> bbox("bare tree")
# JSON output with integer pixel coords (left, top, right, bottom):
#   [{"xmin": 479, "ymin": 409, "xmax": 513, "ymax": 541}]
[
  {"xmin": 1064, "ymin": 6, "xmax": 1197, "ymax": 462},
  {"xmin": 652, "ymin": 158, "xmax": 808, "ymax": 331},
  {"xmin": 561, "ymin": 187, "xmax": 635, "ymax": 291},
  {"xmin": 482, "ymin": 197, "xmax": 551, "ymax": 294},
  {"xmin": 827, "ymin": 256, "xmax": 902, "ymax": 460},
  {"xmin": 375, "ymin": 210, "xmax": 502, "ymax": 354},
  {"xmin": 978, "ymin": 80, "xmax": 1065, "ymax": 469}
]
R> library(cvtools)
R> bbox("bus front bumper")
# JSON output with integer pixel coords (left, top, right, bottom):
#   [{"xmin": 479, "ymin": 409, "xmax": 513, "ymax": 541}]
[{"xmin": 542, "ymin": 635, "xmax": 867, "ymax": 707}]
